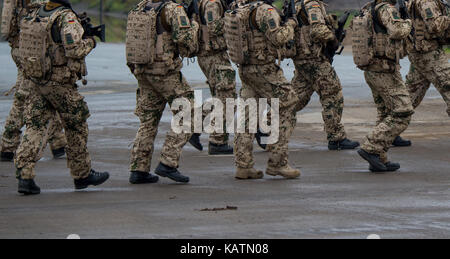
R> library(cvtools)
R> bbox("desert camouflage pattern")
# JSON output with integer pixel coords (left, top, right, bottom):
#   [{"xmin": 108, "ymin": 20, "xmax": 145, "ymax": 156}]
[
  {"xmin": 362, "ymin": 71, "xmax": 414, "ymax": 163},
  {"xmin": 403, "ymin": 0, "xmax": 450, "ymax": 116},
  {"xmin": 198, "ymin": 52, "xmax": 237, "ymax": 145},
  {"xmin": 197, "ymin": 0, "xmax": 227, "ymax": 54},
  {"xmin": 235, "ymin": 63, "xmax": 298, "ymax": 169},
  {"xmin": 407, "ymin": 0, "xmax": 450, "ymax": 53},
  {"xmin": 197, "ymin": 0, "xmax": 236, "ymax": 145},
  {"xmin": 292, "ymin": 0, "xmax": 347, "ymax": 142},
  {"xmin": 365, "ymin": 1, "xmax": 412, "ymax": 73},
  {"xmin": 132, "ymin": 2, "xmax": 198, "ymax": 75},
  {"xmin": 406, "ymin": 48, "xmax": 450, "ymax": 116},
  {"xmin": 294, "ymin": 0, "xmax": 336, "ymax": 60},
  {"xmin": 129, "ymin": 2, "xmax": 198, "ymax": 172},
  {"xmin": 14, "ymin": 4, "xmax": 95, "ymax": 180},
  {"xmin": 292, "ymin": 60, "xmax": 347, "ymax": 142}
]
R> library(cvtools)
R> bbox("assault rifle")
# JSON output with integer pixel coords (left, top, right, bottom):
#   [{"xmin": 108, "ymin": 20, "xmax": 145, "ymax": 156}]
[
  {"xmin": 398, "ymin": 0, "xmax": 409, "ymax": 19},
  {"xmin": 282, "ymin": 0, "xmax": 297, "ymax": 24},
  {"xmin": 78, "ymin": 12, "xmax": 106, "ymax": 42},
  {"xmin": 324, "ymin": 10, "xmax": 351, "ymax": 64}
]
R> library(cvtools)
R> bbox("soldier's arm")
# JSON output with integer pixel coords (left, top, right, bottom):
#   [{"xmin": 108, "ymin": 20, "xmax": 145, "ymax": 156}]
[
  {"xmin": 203, "ymin": 0, "xmax": 225, "ymax": 37},
  {"xmin": 60, "ymin": 12, "xmax": 96, "ymax": 59},
  {"xmin": 306, "ymin": 1, "xmax": 335, "ymax": 42},
  {"xmin": 416, "ymin": 0, "xmax": 449, "ymax": 34},
  {"xmin": 256, "ymin": 6, "xmax": 296, "ymax": 47},
  {"xmin": 378, "ymin": 5, "xmax": 412, "ymax": 40},
  {"xmin": 164, "ymin": 4, "xmax": 199, "ymax": 47}
]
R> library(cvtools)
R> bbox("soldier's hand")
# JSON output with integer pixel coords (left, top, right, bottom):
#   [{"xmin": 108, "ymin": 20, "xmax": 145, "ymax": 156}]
[
  {"xmin": 286, "ymin": 18, "xmax": 298, "ymax": 27},
  {"xmin": 191, "ymin": 20, "xmax": 199, "ymax": 31},
  {"xmin": 89, "ymin": 37, "xmax": 97, "ymax": 49}
]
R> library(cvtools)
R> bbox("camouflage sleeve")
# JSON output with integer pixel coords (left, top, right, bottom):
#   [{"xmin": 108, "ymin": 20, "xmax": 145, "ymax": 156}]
[
  {"xmin": 203, "ymin": 0, "xmax": 224, "ymax": 37},
  {"xmin": 306, "ymin": 1, "xmax": 335, "ymax": 42},
  {"xmin": 416, "ymin": 0, "xmax": 449, "ymax": 35},
  {"xmin": 255, "ymin": 5, "xmax": 295, "ymax": 47},
  {"xmin": 164, "ymin": 3, "xmax": 199, "ymax": 51},
  {"xmin": 59, "ymin": 11, "xmax": 95, "ymax": 59},
  {"xmin": 378, "ymin": 4, "xmax": 412, "ymax": 40}
]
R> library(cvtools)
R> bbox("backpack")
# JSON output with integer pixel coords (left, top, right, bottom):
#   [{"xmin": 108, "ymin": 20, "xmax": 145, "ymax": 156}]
[
  {"xmin": 126, "ymin": 0, "xmax": 166, "ymax": 65},
  {"xmin": 1, "ymin": 0, "xmax": 17, "ymax": 39},
  {"xmin": 18, "ymin": 6, "xmax": 66, "ymax": 84},
  {"xmin": 224, "ymin": 2, "xmax": 262, "ymax": 65}
]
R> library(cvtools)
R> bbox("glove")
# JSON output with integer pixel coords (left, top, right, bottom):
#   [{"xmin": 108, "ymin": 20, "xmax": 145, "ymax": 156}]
[{"xmin": 286, "ymin": 18, "xmax": 298, "ymax": 27}]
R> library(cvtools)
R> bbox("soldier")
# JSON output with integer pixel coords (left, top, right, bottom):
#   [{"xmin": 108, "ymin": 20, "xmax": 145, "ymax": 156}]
[
  {"xmin": 291, "ymin": 0, "xmax": 360, "ymax": 151},
  {"xmin": 224, "ymin": 0, "xmax": 301, "ymax": 179},
  {"xmin": 395, "ymin": 0, "xmax": 450, "ymax": 145},
  {"xmin": 1, "ymin": 0, "xmax": 67, "ymax": 162},
  {"xmin": 126, "ymin": 0, "xmax": 199, "ymax": 184},
  {"xmin": 14, "ymin": 0, "xmax": 110, "ymax": 195},
  {"xmin": 352, "ymin": 0, "xmax": 414, "ymax": 172},
  {"xmin": 186, "ymin": 0, "xmax": 236, "ymax": 155}
]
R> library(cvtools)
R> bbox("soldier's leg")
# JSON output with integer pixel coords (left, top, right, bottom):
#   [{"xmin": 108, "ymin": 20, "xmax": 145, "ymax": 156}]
[
  {"xmin": 314, "ymin": 61, "xmax": 347, "ymax": 142},
  {"xmin": 1, "ymin": 70, "xmax": 27, "ymax": 156},
  {"xmin": 158, "ymin": 72, "xmax": 195, "ymax": 169},
  {"xmin": 424, "ymin": 49, "xmax": 450, "ymax": 116},
  {"xmin": 38, "ymin": 83, "xmax": 92, "ymax": 180},
  {"xmin": 14, "ymin": 87, "xmax": 53, "ymax": 180},
  {"xmin": 292, "ymin": 62, "xmax": 315, "ymax": 112},
  {"xmin": 129, "ymin": 74, "xmax": 166, "ymax": 173},
  {"xmin": 405, "ymin": 62, "xmax": 431, "ymax": 109},
  {"xmin": 362, "ymin": 71, "xmax": 414, "ymax": 163},
  {"xmin": 198, "ymin": 53, "xmax": 237, "ymax": 146},
  {"xmin": 241, "ymin": 64, "xmax": 299, "ymax": 178},
  {"xmin": 47, "ymin": 113, "xmax": 67, "ymax": 157}
]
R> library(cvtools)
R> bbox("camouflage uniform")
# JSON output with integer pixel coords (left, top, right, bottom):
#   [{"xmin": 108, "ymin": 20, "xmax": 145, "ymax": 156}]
[
  {"xmin": 234, "ymin": 3, "xmax": 299, "ymax": 170},
  {"xmin": 361, "ymin": 1, "xmax": 414, "ymax": 163},
  {"xmin": 1, "ymin": 0, "xmax": 66, "ymax": 156},
  {"xmin": 405, "ymin": 0, "xmax": 450, "ymax": 116},
  {"xmin": 129, "ymin": 1, "xmax": 199, "ymax": 173},
  {"xmin": 292, "ymin": 0, "xmax": 347, "ymax": 142},
  {"xmin": 14, "ymin": 3, "xmax": 96, "ymax": 179},
  {"xmin": 197, "ymin": 0, "xmax": 236, "ymax": 145}
]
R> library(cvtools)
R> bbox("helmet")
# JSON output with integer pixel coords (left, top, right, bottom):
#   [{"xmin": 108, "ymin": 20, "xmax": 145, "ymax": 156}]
[{"xmin": 50, "ymin": 0, "xmax": 72, "ymax": 8}]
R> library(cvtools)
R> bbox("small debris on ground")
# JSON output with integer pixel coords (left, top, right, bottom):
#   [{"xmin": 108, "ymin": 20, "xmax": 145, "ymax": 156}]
[{"xmin": 198, "ymin": 206, "xmax": 238, "ymax": 212}]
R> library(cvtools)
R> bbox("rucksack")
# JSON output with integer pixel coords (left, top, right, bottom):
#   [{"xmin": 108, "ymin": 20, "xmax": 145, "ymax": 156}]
[
  {"xmin": 18, "ymin": 6, "xmax": 67, "ymax": 84},
  {"xmin": 224, "ymin": 2, "xmax": 262, "ymax": 65},
  {"xmin": 126, "ymin": 0, "xmax": 166, "ymax": 65},
  {"xmin": 1, "ymin": 0, "xmax": 17, "ymax": 39}
]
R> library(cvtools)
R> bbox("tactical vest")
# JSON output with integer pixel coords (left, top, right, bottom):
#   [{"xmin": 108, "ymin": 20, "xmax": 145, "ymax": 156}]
[
  {"xmin": 197, "ymin": 0, "xmax": 228, "ymax": 55},
  {"xmin": 351, "ymin": 2, "xmax": 404, "ymax": 70},
  {"xmin": 224, "ymin": 2, "xmax": 274, "ymax": 65},
  {"xmin": 294, "ymin": 0, "xmax": 331, "ymax": 60},
  {"xmin": 19, "ymin": 6, "xmax": 85, "ymax": 84},
  {"xmin": 409, "ymin": 0, "xmax": 449, "ymax": 52}
]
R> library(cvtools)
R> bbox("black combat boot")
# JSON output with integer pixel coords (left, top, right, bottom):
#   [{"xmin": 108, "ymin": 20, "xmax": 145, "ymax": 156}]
[
  {"xmin": 392, "ymin": 136, "xmax": 412, "ymax": 147},
  {"xmin": 357, "ymin": 149, "xmax": 388, "ymax": 172},
  {"xmin": 129, "ymin": 171, "xmax": 159, "ymax": 184},
  {"xmin": 51, "ymin": 147, "xmax": 66, "ymax": 159},
  {"xmin": 370, "ymin": 162, "xmax": 400, "ymax": 173},
  {"xmin": 189, "ymin": 133, "xmax": 203, "ymax": 151},
  {"xmin": 1, "ymin": 152, "xmax": 14, "ymax": 162},
  {"xmin": 155, "ymin": 162, "xmax": 189, "ymax": 183},
  {"xmin": 18, "ymin": 177, "xmax": 41, "ymax": 195},
  {"xmin": 255, "ymin": 129, "xmax": 269, "ymax": 150},
  {"xmin": 74, "ymin": 169, "xmax": 110, "ymax": 190},
  {"xmin": 208, "ymin": 143, "xmax": 233, "ymax": 155},
  {"xmin": 328, "ymin": 138, "xmax": 360, "ymax": 150}
]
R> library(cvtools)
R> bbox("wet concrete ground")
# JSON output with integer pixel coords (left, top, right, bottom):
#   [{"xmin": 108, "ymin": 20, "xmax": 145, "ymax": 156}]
[{"xmin": 0, "ymin": 43, "xmax": 449, "ymax": 239}]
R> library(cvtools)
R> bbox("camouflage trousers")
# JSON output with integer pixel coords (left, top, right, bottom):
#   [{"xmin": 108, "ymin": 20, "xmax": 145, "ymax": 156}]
[
  {"xmin": 292, "ymin": 59, "xmax": 347, "ymax": 141},
  {"xmin": 406, "ymin": 48, "xmax": 450, "ymax": 116},
  {"xmin": 362, "ymin": 70, "xmax": 414, "ymax": 163},
  {"xmin": 198, "ymin": 51, "xmax": 237, "ymax": 145},
  {"xmin": 15, "ymin": 81, "xmax": 91, "ymax": 180},
  {"xmin": 1, "ymin": 48, "xmax": 66, "ymax": 154},
  {"xmin": 130, "ymin": 71, "xmax": 194, "ymax": 173},
  {"xmin": 235, "ymin": 63, "xmax": 298, "ymax": 169}
]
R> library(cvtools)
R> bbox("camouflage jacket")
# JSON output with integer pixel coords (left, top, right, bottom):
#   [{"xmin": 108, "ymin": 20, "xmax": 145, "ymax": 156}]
[{"xmin": 197, "ymin": 0, "xmax": 227, "ymax": 55}]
